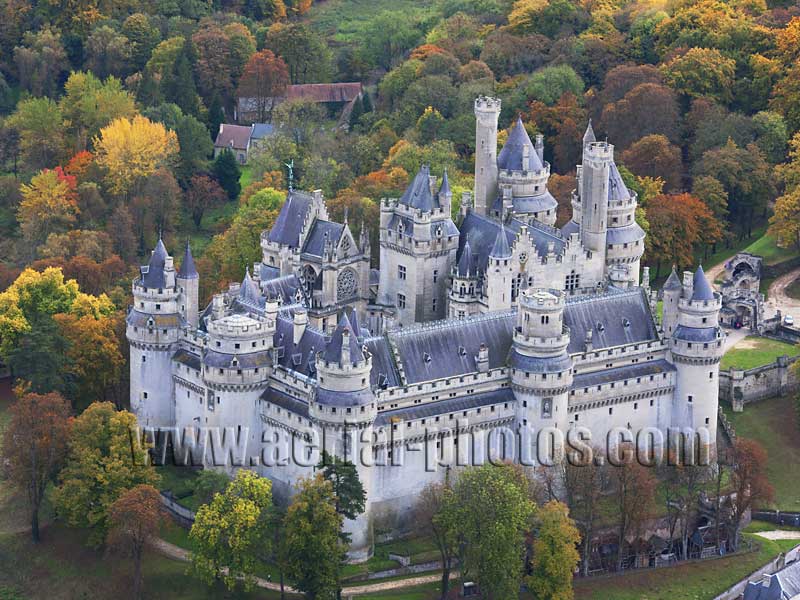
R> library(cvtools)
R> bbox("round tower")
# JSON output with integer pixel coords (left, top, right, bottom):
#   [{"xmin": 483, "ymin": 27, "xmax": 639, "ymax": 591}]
[
  {"xmin": 669, "ymin": 267, "xmax": 723, "ymax": 459},
  {"xmin": 473, "ymin": 96, "xmax": 501, "ymax": 216},
  {"xmin": 127, "ymin": 238, "xmax": 182, "ymax": 428},
  {"xmin": 311, "ymin": 312, "xmax": 376, "ymax": 562},
  {"xmin": 177, "ymin": 241, "xmax": 199, "ymax": 329},
  {"xmin": 511, "ymin": 289, "xmax": 573, "ymax": 456},
  {"xmin": 579, "ymin": 141, "xmax": 613, "ymax": 254},
  {"xmin": 449, "ymin": 240, "xmax": 480, "ymax": 318},
  {"xmin": 485, "ymin": 226, "xmax": 515, "ymax": 312}
]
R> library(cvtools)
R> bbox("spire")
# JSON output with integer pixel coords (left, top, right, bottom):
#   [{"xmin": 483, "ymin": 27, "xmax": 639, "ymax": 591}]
[
  {"xmin": 497, "ymin": 116, "xmax": 542, "ymax": 172},
  {"xmin": 141, "ymin": 236, "xmax": 169, "ymax": 288},
  {"xmin": 400, "ymin": 164, "xmax": 437, "ymax": 212},
  {"xmin": 583, "ymin": 119, "xmax": 596, "ymax": 145},
  {"xmin": 489, "ymin": 226, "xmax": 511, "ymax": 259},
  {"xmin": 438, "ymin": 168, "xmax": 451, "ymax": 198},
  {"xmin": 177, "ymin": 240, "xmax": 198, "ymax": 279},
  {"xmin": 238, "ymin": 266, "xmax": 261, "ymax": 306},
  {"xmin": 664, "ymin": 266, "xmax": 682, "ymax": 291},
  {"xmin": 457, "ymin": 240, "xmax": 472, "ymax": 276},
  {"xmin": 691, "ymin": 265, "xmax": 715, "ymax": 301},
  {"xmin": 323, "ymin": 312, "xmax": 364, "ymax": 365}
]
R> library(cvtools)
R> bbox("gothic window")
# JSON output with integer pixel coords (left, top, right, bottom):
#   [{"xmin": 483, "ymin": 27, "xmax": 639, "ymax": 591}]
[
  {"xmin": 565, "ymin": 270, "xmax": 580, "ymax": 292},
  {"xmin": 302, "ymin": 265, "xmax": 317, "ymax": 296},
  {"xmin": 337, "ymin": 269, "xmax": 358, "ymax": 300},
  {"xmin": 511, "ymin": 273, "xmax": 523, "ymax": 301},
  {"xmin": 541, "ymin": 398, "xmax": 552, "ymax": 419}
]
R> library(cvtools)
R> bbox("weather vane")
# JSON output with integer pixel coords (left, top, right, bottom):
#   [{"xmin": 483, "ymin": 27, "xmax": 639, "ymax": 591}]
[{"xmin": 285, "ymin": 159, "xmax": 294, "ymax": 191}]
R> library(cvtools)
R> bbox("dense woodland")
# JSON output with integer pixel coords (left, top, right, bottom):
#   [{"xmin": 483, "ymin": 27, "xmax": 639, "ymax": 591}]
[{"xmin": 1, "ymin": 0, "xmax": 800, "ymax": 402}]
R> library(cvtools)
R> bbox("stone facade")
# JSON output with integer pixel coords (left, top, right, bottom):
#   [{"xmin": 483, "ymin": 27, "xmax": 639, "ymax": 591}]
[{"xmin": 128, "ymin": 96, "xmax": 723, "ymax": 561}]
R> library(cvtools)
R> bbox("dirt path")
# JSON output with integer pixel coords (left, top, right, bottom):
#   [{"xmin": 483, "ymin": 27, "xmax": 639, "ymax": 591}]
[
  {"xmin": 753, "ymin": 530, "xmax": 800, "ymax": 541},
  {"xmin": 766, "ymin": 267, "xmax": 800, "ymax": 317},
  {"xmin": 149, "ymin": 536, "xmax": 452, "ymax": 597}
]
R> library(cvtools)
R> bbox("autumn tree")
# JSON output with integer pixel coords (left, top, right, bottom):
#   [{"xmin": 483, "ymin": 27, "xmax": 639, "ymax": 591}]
[
  {"xmin": 94, "ymin": 115, "xmax": 179, "ymax": 196},
  {"xmin": 13, "ymin": 27, "xmax": 68, "ymax": 97},
  {"xmin": 107, "ymin": 485, "xmax": 164, "ymax": 600},
  {"xmin": 53, "ymin": 402, "xmax": 159, "ymax": 546},
  {"xmin": 620, "ymin": 135, "xmax": 683, "ymax": 192},
  {"xmin": 562, "ymin": 449, "xmax": 608, "ymax": 576},
  {"xmin": 283, "ymin": 474, "xmax": 345, "ymax": 599},
  {"xmin": 17, "ymin": 168, "xmax": 80, "ymax": 253},
  {"xmin": 1, "ymin": 391, "xmax": 71, "ymax": 542},
  {"xmin": 238, "ymin": 49, "xmax": 290, "ymax": 123},
  {"xmin": 771, "ymin": 63, "xmax": 800, "ymax": 132},
  {"xmin": 599, "ymin": 83, "xmax": 680, "ymax": 151},
  {"xmin": 528, "ymin": 501, "xmax": 580, "ymax": 600},
  {"xmin": 416, "ymin": 482, "xmax": 459, "ymax": 600},
  {"xmin": 646, "ymin": 193, "xmax": 723, "ymax": 275},
  {"xmin": 265, "ymin": 22, "xmax": 333, "ymax": 84},
  {"xmin": 453, "ymin": 463, "xmax": 536, "ymax": 599},
  {"xmin": 661, "ymin": 48, "xmax": 736, "ymax": 104},
  {"xmin": 728, "ymin": 438, "xmax": 774, "ymax": 550},
  {"xmin": 186, "ymin": 174, "xmax": 227, "ymax": 229},
  {"xmin": 609, "ymin": 446, "xmax": 657, "ymax": 570},
  {"xmin": 190, "ymin": 470, "xmax": 273, "ymax": 591},
  {"xmin": 659, "ymin": 465, "xmax": 711, "ymax": 560}
]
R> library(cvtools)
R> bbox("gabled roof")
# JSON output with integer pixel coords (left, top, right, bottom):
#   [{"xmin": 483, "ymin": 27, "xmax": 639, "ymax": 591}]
[
  {"xmin": 238, "ymin": 268, "xmax": 263, "ymax": 308},
  {"xmin": 302, "ymin": 220, "xmax": 344, "ymax": 256},
  {"xmin": 323, "ymin": 312, "xmax": 364, "ymax": 365},
  {"xmin": 285, "ymin": 82, "xmax": 362, "ymax": 103},
  {"xmin": 400, "ymin": 165, "xmax": 438, "ymax": 212},
  {"xmin": 140, "ymin": 238, "xmax": 168, "ymax": 288},
  {"xmin": 250, "ymin": 123, "xmax": 274, "ymax": 139},
  {"xmin": 214, "ymin": 124, "xmax": 252, "ymax": 150},
  {"xmin": 177, "ymin": 241, "xmax": 198, "ymax": 279},
  {"xmin": 267, "ymin": 190, "xmax": 314, "ymax": 247},
  {"xmin": 692, "ymin": 265, "xmax": 715, "ymax": 301},
  {"xmin": 497, "ymin": 116, "xmax": 543, "ymax": 172}
]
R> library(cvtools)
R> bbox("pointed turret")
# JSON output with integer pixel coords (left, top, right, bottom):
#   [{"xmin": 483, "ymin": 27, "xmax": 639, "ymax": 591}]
[
  {"xmin": 457, "ymin": 240, "xmax": 472, "ymax": 276},
  {"xmin": 177, "ymin": 241, "xmax": 198, "ymax": 279},
  {"xmin": 399, "ymin": 164, "xmax": 437, "ymax": 212},
  {"xmin": 238, "ymin": 267, "xmax": 262, "ymax": 307},
  {"xmin": 323, "ymin": 312, "xmax": 364, "ymax": 365},
  {"xmin": 438, "ymin": 168, "xmax": 451, "ymax": 198},
  {"xmin": 489, "ymin": 226, "xmax": 512, "ymax": 259},
  {"xmin": 497, "ymin": 116, "xmax": 543, "ymax": 173},
  {"xmin": 691, "ymin": 265, "xmax": 715, "ymax": 302},
  {"xmin": 141, "ymin": 237, "xmax": 170, "ymax": 288},
  {"xmin": 583, "ymin": 119, "xmax": 596, "ymax": 145},
  {"xmin": 664, "ymin": 267, "xmax": 682, "ymax": 290}
]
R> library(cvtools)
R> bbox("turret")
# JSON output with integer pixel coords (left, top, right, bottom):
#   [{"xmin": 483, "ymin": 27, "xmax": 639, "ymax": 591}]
[
  {"xmin": 473, "ymin": 96, "xmax": 501, "ymax": 216},
  {"xmin": 669, "ymin": 266, "xmax": 723, "ymax": 458},
  {"xmin": 177, "ymin": 241, "xmax": 199, "ymax": 329},
  {"xmin": 127, "ymin": 237, "xmax": 182, "ymax": 427},
  {"xmin": 662, "ymin": 267, "xmax": 682, "ymax": 336},
  {"xmin": 311, "ymin": 312, "xmax": 376, "ymax": 561},
  {"xmin": 511, "ymin": 289, "xmax": 573, "ymax": 442},
  {"xmin": 579, "ymin": 141, "xmax": 613, "ymax": 254},
  {"xmin": 449, "ymin": 240, "xmax": 479, "ymax": 318},
  {"xmin": 485, "ymin": 226, "xmax": 514, "ymax": 312}
]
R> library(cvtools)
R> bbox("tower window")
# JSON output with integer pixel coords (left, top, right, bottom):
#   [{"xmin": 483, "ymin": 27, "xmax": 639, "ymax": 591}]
[
  {"xmin": 688, "ymin": 395, "xmax": 693, "ymax": 403},
  {"xmin": 432, "ymin": 299, "xmax": 437, "ymax": 312},
  {"xmin": 398, "ymin": 265, "xmax": 406, "ymax": 280},
  {"xmin": 433, "ymin": 270, "xmax": 438, "ymax": 283},
  {"xmin": 398, "ymin": 293, "xmax": 406, "ymax": 309},
  {"xmin": 142, "ymin": 356, "xmax": 146, "ymax": 363}
]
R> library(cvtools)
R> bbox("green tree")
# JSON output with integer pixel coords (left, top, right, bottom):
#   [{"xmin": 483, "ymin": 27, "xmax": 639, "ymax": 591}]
[
  {"xmin": 265, "ymin": 23, "xmax": 333, "ymax": 84},
  {"xmin": 163, "ymin": 48, "xmax": 200, "ymax": 117},
  {"xmin": 358, "ymin": 11, "xmax": 422, "ymax": 70},
  {"xmin": 213, "ymin": 149, "xmax": 242, "ymax": 200},
  {"xmin": 517, "ymin": 64, "xmax": 584, "ymax": 107},
  {"xmin": 6, "ymin": 316, "xmax": 66, "ymax": 393},
  {"xmin": 122, "ymin": 13, "xmax": 161, "ymax": 71},
  {"xmin": 661, "ymin": 47, "xmax": 736, "ymax": 104},
  {"xmin": 316, "ymin": 450, "xmax": 366, "ymax": 523},
  {"xmin": 175, "ymin": 114, "xmax": 213, "ymax": 184},
  {"xmin": 52, "ymin": 402, "xmax": 159, "ymax": 546},
  {"xmin": 283, "ymin": 474, "xmax": 345, "ymax": 599},
  {"xmin": 192, "ymin": 469, "xmax": 230, "ymax": 506},
  {"xmin": 189, "ymin": 470, "xmax": 273, "ymax": 591},
  {"xmin": 453, "ymin": 464, "xmax": 536, "ymax": 599},
  {"xmin": 416, "ymin": 481, "xmax": 459, "ymax": 599},
  {"xmin": 527, "ymin": 501, "xmax": 580, "ymax": 600},
  {"xmin": 7, "ymin": 98, "xmax": 64, "ymax": 170}
]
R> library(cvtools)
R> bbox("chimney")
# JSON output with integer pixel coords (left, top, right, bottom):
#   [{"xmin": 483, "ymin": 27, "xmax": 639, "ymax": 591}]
[
  {"xmin": 341, "ymin": 327, "xmax": 351, "ymax": 365},
  {"xmin": 293, "ymin": 308, "xmax": 307, "ymax": 345},
  {"xmin": 585, "ymin": 329, "xmax": 593, "ymax": 352},
  {"xmin": 476, "ymin": 343, "xmax": 489, "ymax": 373},
  {"xmin": 522, "ymin": 144, "xmax": 531, "ymax": 172},
  {"xmin": 642, "ymin": 266, "xmax": 650, "ymax": 290},
  {"xmin": 212, "ymin": 294, "xmax": 225, "ymax": 320},
  {"xmin": 682, "ymin": 271, "xmax": 693, "ymax": 299},
  {"xmin": 535, "ymin": 134, "xmax": 544, "ymax": 163}
]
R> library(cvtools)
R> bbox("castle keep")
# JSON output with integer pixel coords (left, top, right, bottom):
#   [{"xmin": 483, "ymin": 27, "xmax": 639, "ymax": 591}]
[{"xmin": 128, "ymin": 96, "xmax": 722, "ymax": 560}]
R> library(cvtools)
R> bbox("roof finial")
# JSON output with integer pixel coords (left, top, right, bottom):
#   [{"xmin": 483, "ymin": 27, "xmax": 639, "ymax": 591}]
[{"xmin": 284, "ymin": 158, "xmax": 294, "ymax": 192}]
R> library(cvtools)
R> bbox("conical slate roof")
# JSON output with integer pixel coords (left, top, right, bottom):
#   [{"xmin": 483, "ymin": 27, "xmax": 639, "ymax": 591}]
[
  {"xmin": 400, "ymin": 165, "xmax": 437, "ymax": 212},
  {"xmin": 497, "ymin": 116, "xmax": 543, "ymax": 172},
  {"xmin": 692, "ymin": 265, "xmax": 715, "ymax": 301},
  {"xmin": 664, "ymin": 267, "xmax": 682, "ymax": 291},
  {"xmin": 238, "ymin": 267, "xmax": 262, "ymax": 307},
  {"xmin": 141, "ymin": 237, "xmax": 169, "ymax": 288},
  {"xmin": 438, "ymin": 168, "xmax": 451, "ymax": 197},
  {"xmin": 323, "ymin": 312, "xmax": 364, "ymax": 364},
  {"xmin": 177, "ymin": 241, "xmax": 198, "ymax": 279},
  {"xmin": 457, "ymin": 240, "xmax": 472, "ymax": 276},
  {"xmin": 583, "ymin": 119, "xmax": 596, "ymax": 145},
  {"xmin": 489, "ymin": 226, "xmax": 512, "ymax": 258}
]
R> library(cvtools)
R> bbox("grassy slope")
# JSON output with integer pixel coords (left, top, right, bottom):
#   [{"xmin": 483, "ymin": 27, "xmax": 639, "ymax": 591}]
[
  {"xmin": 720, "ymin": 336, "xmax": 800, "ymax": 370},
  {"xmin": 307, "ymin": 0, "xmax": 437, "ymax": 43},
  {"xmin": 722, "ymin": 395, "xmax": 800, "ymax": 511}
]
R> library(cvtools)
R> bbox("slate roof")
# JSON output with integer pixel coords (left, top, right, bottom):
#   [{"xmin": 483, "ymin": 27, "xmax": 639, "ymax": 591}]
[
  {"xmin": 492, "ymin": 191, "xmax": 558, "ymax": 215},
  {"xmin": 664, "ymin": 268, "xmax": 682, "ymax": 290},
  {"xmin": 285, "ymin": 82, "xmax": 362, "ymax": 103},
  {"xmin": 490, "ymin": 226, "xmax": 512, "ymax": 258},
  {"xmin": 438, "ymin": 169, "xmax": 451, "ymax": 197},
  {"xmin": 608, "ymin": 161, "xmax": 632, "ymax": 202},
  {"xmin": 214, "ymin": 124, "xmax": 252, "ymax": 150},
  {"xmin": 140, "ymin": 238, "xmax": 169, "ymax": 288},
  {"xmin": 261, "ymin": 388, "xmax": 309, "ymax": 419},
  {"xmin": 374, "ymin": 388, "xmax": 515, "ymax": 426},
  {"xmin": 572, "ymin": 359, "xmax": 675, "ymax": 388},
  {"xmin": 510, "ymin": 350, "xmax": 572, "ymax": 373},
  {"xmin": 177, "ymin": 242, "xmax": 198, "ymax": 279},
  {"xmin": 743, "ymin": 559, "xmax": 800, "ymax": 600},
  {"xmin": 457, "ymin": 240, "xmax": 473, "ymax": 276},
  {"xmin": 323, "ymin": 312, "xmax": 365, "ymax": 365},
  {"xmin": 497, "ymin": 116, "xmax": 543, "ymax": 172},
  {"xmin": 561, "ymin": 220, "xmax": 580, "ymax": 237},
  {"xmin": 302, "ymin": 220, "xmax": 344, "ymax": 256},
  {"xmin": 127, "ymin": 309, "xmax": 183, "ymax": 329},
  {"xmin": 583, "ymin": 120, "xmax": 596, "ymax": 145},
  {"xmin": 400, "ymin": 165, "xmax": 438, "ymax": 212},
  {"xmin": 261, "ymin": 274, "xmax": 302, "ymax": 304},
  {"xmin": 674, "ymin": 325, "xmax": 719, "ymax": 342},
  {"xmin": 267, "ymin": 190, "xmax": 314, "ymax": 247},
  {"xmin": 238, "ymin": 268, "xmax": 263, "ymax": 308},
  {"xmin": 250, "ymin": 123, "xmax": 274, "ymax": 140},
  {"xmin": 204, "ymin": 349, "xmax": 272, "ymax": 369},
  {"xmin": 606, "ymin": 223, "xmax": 646, "ymax": 245},
  {"xmin": 692, "ymin": 266, "xmax": 715, "ymax": 301},
  {"xmin": 173, "ymin": 348, "xmax": 201, "ymax": 371},
  {"xmin": 260, "ymin": 264, "xmax": 281, "ymax": 281}
]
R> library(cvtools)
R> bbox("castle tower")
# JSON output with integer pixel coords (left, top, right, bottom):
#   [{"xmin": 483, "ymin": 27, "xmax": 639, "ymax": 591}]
[
  {"xmin": 662, "ymin": 267, "xmax": 682, "ymax": 336},
  {"xmin": 177, "ymin": 241, "xmax": 199, "ymax": 329},
  {"xmin": 485, "ymin": 226, "xmax": 514, "ymax": 313},
  {"xmin": 668, "ymin": 266, "xmax": 723, "ymax": 458},
  {"xmin": 127, "ymin": 238, "xmax": 182, "ymax": 427},
  {"xmin": 473, "ymin": 96, "xmax": 501, "ymax": 216},
  {"xmin": 579, "ymin": 141, "xmax": 613, "ymax": 255},
  {"xmin": 448, "ymin": 240, "xmax": 480, "ymax": 318},
  {"xmin": 510, "ymin": 289, "xmax": 573, "ymax": 446},
  {"xmin": 377, "ymin": 165, "xmax": 459, "ymax": 326},
  {"xmin": 311, "ymin": 312, "xmax": 376, "ymax": 561}
]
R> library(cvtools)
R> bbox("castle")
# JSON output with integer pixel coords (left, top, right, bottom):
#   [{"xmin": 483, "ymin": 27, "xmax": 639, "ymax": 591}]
[{"xmin": 127, "ymin": 96, "xmax": 723, "ymax": 560}]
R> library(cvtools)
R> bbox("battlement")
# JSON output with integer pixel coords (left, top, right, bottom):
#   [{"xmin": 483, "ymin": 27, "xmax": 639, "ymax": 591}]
[
  {"xmin": 520, "ymin": 288, "xmax": 565, "ymax": 310},
  {"xmin": 207, "ymin": 313, "xmax": 273, "ymax": 338},
  {"xmin": 584, "ymin": 141, "xmax": 614, "ymax": 162},
  {"xmin": 474, "ymin": 96, "xmax": 501, "ymax": 113}
]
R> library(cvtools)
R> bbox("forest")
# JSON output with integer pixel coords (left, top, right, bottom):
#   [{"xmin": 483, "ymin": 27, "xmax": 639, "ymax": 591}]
[{"xmin": 1, "ymin": 0, "xmax": 800, "ymax": 404}]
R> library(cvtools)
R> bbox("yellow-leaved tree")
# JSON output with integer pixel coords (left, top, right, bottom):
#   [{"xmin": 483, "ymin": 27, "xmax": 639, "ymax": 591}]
[{"xmin": 94, "ymin": 115, "xmax": 179, "ymax": 196}]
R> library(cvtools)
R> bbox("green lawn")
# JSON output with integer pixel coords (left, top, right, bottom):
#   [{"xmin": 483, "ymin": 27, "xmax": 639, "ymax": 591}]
[
  {"xmin": 240, "ymin": 164, "xmax": 254, "ymax": 191},
  {"xmin": 720, "ymin": 336, "xmax": 800, "ymax": 371},
  {"xmin": 700, "ymin": 225, "xmax": 768, "ymax": 270},
  {"xmin": 742, "ymin": 232, "xmax": 799, "ymax": 266},
  {"xmin": 722, "ymin": 395, "xmax": 800, "ymax": 511}
]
